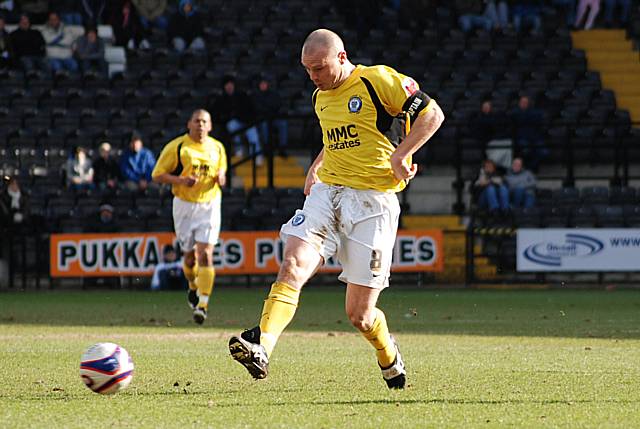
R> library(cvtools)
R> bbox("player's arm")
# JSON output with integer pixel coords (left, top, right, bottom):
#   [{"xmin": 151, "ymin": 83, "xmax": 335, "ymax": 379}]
[
  {"xmin": 390, "ymin": 99, "xmax": 445, "ymax": 181},
  {"xmin": 152, "ymin": 142, "xmax": 197, "ymax": 187},
  {"xmin": 216, "ymin": 143, "xmax": 227, "ymax": 187},
  {"xmin": 304, "ymin": 148, "xmax": 324, "ymax": 196}
]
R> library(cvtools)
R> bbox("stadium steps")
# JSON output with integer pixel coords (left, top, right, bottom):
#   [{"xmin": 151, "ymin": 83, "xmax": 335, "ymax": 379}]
[
  {"xmin": 572, "ymin": 29, "xmax": 640, "ymax": 123},
  {"xmin": 231, "ymin": 155, "xmax": 306, "ymax": 189},
  {"xmin": 402, "ymin": 214, "xmax": 498, "ymax": 283}
]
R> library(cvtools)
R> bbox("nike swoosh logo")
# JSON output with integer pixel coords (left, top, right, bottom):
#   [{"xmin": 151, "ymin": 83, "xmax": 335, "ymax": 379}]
[{"xmin": 320, "ymin": 106, "xmax": 328, "ymax": 111}]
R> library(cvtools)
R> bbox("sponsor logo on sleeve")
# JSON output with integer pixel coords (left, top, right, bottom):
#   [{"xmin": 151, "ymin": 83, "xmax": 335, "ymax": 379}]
[{"xmin": 402, "ymin": 77, "xmax": 418, "ymax": 96}]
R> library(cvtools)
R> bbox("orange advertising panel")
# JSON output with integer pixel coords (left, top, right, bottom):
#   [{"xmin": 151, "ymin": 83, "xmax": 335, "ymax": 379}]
[{"xmin": 50, "ymin": 229, "xmax": 443, "ymax": 277}]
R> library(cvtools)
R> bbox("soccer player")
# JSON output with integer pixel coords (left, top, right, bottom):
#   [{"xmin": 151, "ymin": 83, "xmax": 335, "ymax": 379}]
[
  {"xmin": 228, "ymin": 29, "xmax": 444, "ymax": 388},
  {"xmin": 152, "ymin": 109, "xmax": 227, "ymax": 324}
]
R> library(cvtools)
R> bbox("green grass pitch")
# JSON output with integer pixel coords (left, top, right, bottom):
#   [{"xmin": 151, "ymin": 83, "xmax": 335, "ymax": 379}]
[{"xmin": 1, "ymin": 287, "xmax": 639, "ymax": 428}]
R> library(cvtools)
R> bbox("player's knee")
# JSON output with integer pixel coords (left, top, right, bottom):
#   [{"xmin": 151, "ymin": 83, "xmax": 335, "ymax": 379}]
[
  {"xmin": 197, "ymin": 252, "xmax": 213, "ymax": 267},
  {"xmin": 184, "ymin": 253, "xmax": 195, "ymax": 267},
  {"xmin": 279, "ymin": 254, "xmax": 307, "ymax": 282},
  {"xmin": 346, "ymin": 309, "xmax": 372, "ymax": 332}
]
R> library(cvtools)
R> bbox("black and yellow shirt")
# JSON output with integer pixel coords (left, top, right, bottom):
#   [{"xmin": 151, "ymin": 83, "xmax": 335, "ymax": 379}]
[
  {"xmin": 152, "ymin": 134, "xmax": 227, "ymax": 203},
  {"xmin": 314, "ymin": 64, "xmax": 434, "ymax": 193}
]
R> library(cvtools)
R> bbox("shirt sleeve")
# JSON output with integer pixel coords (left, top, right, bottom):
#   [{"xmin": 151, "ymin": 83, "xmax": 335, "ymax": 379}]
[
  {"xmin": 370, "ymin": 65, "xmax": 427, "ymax": 117},
  {"xmin": 151, "ymin": 141, "xmax": 178, "ymax": 179}
]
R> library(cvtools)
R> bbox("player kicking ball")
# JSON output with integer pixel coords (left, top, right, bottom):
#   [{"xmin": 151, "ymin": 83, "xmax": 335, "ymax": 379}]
[
  {"xmin": 152, "ymin": 109, "xmax": 227, "ymax": 324},
  {"xmin": 229, "ymin": 29, "xmax": 444, "ymax": 388}
]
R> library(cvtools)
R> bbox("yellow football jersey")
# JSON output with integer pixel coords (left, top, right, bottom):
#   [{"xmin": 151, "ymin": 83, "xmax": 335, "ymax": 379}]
[
  {"xmin": 152, "ymin": 134, "xmax": 227, "ymax": 203},
  {"xmin": 314, "ymin": 64, "xmax": 434, "ymax": 193}
]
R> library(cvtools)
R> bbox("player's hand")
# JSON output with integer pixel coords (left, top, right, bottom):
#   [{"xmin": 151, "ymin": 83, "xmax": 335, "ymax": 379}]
[
  {"xmin": 390, "ymin": 154, "xmax": 417, "ymax": 182},
  {"xmin": 304, "ymin": 169, "xmax": 318, "ymax": 196},
  {"xmin": 217, "ymin": 171, "xmax": 226, "ymax": 187},
  {"xmin": 179, "ymin": 175, "xmax": 197, "ymax": 187}
]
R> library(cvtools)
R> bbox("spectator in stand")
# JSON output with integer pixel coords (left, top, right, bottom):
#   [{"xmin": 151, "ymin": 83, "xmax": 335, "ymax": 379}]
[
  {"xmin": 0, "ymin": 176, "xmax": 30, "ymax": 227},
  {"xmin": 133, "ymin": 0, "xmax": 168, "ymax": 31},
  {"xmin": 93, "ymin": 142, "xmax": 121, "ymax": 193},
  {"xmin": 16, "ymin": 0, "xmax": 48, "ymax": 24},
  {"xmin": 169, "ymin": 0, "xmax": 204, "ymax": 52},
  {"xmin": 603, "ymin": 0, "xmax": 631, "ymax": 27},
  {"xmin": 79, "ymin": 0, "xmax": 106, "ymax": 25},
  {"xmin": 473, "ymin": 159, "xmax": 510, "ymax": 214},
  {"xmin": 0, "ymin": 15, "xmax": 12, "ymax": 69},
  {"xmin": 509, "ymin": 95, "xmax": 548, "ymax": 172},
  {"xmin": 119, "ymin": 131, "xmax": 156, "ymax": 192},
  {"xmin": 65, "ymin": 146, "xmax": 94, "ymax": 192},
  {"xmin": 211, "ymin": 75, "xmax": 263, "ymax": 165},
  {"xmin": 511, "ymin": 0, "xmax": 543, "ymax": 33},
  {"xmin": 9, "ymin": 13, "xmax": 48, "ymax": 72},
  {"xmin": 552, "ymin": 0, "xmax": 576, "ymax": 27},
  {"xmin": 150, "ymin": 244, "xmax": 187, "ymax": 291},
  {"xmin": 505, "ymin": 157, "xmax": 536, "ymax": 208},
  {"xmin": 50, "ymin": 0, "xmax": 83, "ymax": 25},
  {"xmin": 72, "ymin": 25, "xmax": 106, "ymax": 74},
  {"xmin": 471, "ymin": 100, "xmax": 512, "ymax": 172},
  {"xmin": 85, "ymin": 202, "xmax": 119, "ymax": 233},
  {"xmin": 254, "ymin": 76, "xmax": 289, "ymax": 158},
  {"xmin": 41, "ymin": 11, "xmax": 78, "ymax": 72},
  {"xmin": 109, "ymin": 0, "xmax": 150, "ymax": 50},
  {"xmin": 575, "ymin": 0, "xmax": 601, "ymax": 29}
]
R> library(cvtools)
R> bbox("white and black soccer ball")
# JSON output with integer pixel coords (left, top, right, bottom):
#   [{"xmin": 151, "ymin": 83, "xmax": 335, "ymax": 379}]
[{"xmin": 80, "ymin": 342, "xmax": 134, "ymax": 394}]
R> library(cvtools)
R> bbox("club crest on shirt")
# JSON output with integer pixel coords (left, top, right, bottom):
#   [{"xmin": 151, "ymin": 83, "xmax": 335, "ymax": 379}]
[
  {"xmin": 348, "ymin": 95, "xmax": 362, "ymax": 113},
  {"xmin": 292, "ymin": 213, "xmax": 305, "ymax": 226}
]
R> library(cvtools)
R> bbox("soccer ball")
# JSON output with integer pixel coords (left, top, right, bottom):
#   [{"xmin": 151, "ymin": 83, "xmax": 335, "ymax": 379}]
[{"xmin": 80, "ymin": 342, "xmax": 134, "ymax": 394}]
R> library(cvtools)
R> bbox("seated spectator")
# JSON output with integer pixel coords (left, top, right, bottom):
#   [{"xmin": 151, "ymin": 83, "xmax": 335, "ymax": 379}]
[
  {"xmin": 509, "ymin": 95, "xmax": 548, "ymax": 172},
  {"xmin": 72, "ymin": 25, "xmax": 106, "ymax": 74},
  {"xmin": 9, "ymin": 13, "xmax": 48, "ymax": 72},
  {"xmin": 134, "ymin": 0, "xmax": 169, "ymax": 31},
  {"xmin": 603, "ymin": 0, "xmax": 631, "ymax": 27},
  {"xmin": 119, "ymin": 131, "xmax": 156, "ymax": 192},
  {"xmin": 41, "ymin": 11, "xmax": 78, "ymax": 73},
  {"xmin": 575, "ymin": 0, "xmax": 601, "ymax": 29},
  {"xmin": 254, "ymin": 76, "xmax": 289, "ymax": 158},
  {"xmin": 471, "ymin": 100, "xmax": 512, "ymax": 168},
  {"xmin": 212, "ymin": 75, "xmax": 262, "ymax": 165},
  {"xmin": 65, "ymin": 146, "xmax": 94, "ymax": 192},
  {"xmin": 511, "ymin": 0, "xmax": 543, "ymax": 33},
  {"xmin": 0, "ymin": 15, "xmax": 12, "ymax": 69},
  {"xmin": 473, "ymin": 159, "xmax": 510, "ymax": 213},
  {"xmin": 169, "ymin": 0, "xmax": 204, "ymax": 52},
  {"xmin": 85, "ymin": 202, "xmax": 119, "ymax": 233},
  {"xmin": 93, "ymin": 142, "xmax": 121, "ymax": 193},
  {"xmin": 0, "ymin": 176, "xmax": 30, "ymax": 227},
  {"xmin": 505, "ymin": 157, "xmax": 536, "ymax": 208},
  {"xmin": 151, "ymin": 244, "xmax": 187, "ymax": 291},
  {"xmin": 109, "ymin": 0, "xmax": 150, "ymax": 50}
]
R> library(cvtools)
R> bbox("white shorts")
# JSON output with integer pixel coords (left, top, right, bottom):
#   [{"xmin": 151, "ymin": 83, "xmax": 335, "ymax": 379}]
[
  {"xmin": 280, "ymin": 183, "xmax": 400, "ymax": 289},
  {"xmin": 172, "ymin": 196, "xmax": 221, "ymax": 251}
]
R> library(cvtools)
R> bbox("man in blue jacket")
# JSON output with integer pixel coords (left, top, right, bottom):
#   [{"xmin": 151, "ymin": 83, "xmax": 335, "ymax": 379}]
[{"xmin": 119, "ymin": 131, "xmax": 157, "ymax": 192}]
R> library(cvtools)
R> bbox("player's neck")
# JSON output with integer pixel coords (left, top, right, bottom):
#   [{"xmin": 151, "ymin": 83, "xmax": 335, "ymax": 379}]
[
  {"xmin": 189, "ymin": 134, "xmax": 206, "ymax": 143},
  {"xmin": 334, "ymin": 62, "xmax": 356, "ymax": 89}
]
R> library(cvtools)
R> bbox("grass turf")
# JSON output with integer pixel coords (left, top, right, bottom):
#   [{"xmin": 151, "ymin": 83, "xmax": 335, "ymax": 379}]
[{"xmin": 1, "ymin": 288, "xmax": 639, "ymax": 428}]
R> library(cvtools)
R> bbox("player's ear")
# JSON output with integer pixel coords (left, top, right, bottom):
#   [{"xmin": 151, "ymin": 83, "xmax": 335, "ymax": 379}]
[{"xmin": 337, "ymin": 50, "xmax": 347, "ymax": 64}]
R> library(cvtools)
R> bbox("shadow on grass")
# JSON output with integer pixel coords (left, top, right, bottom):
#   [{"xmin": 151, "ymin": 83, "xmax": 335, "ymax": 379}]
[{"xmin": 1, "ymin": 289, "xmax": 640, "ymax": 339}]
